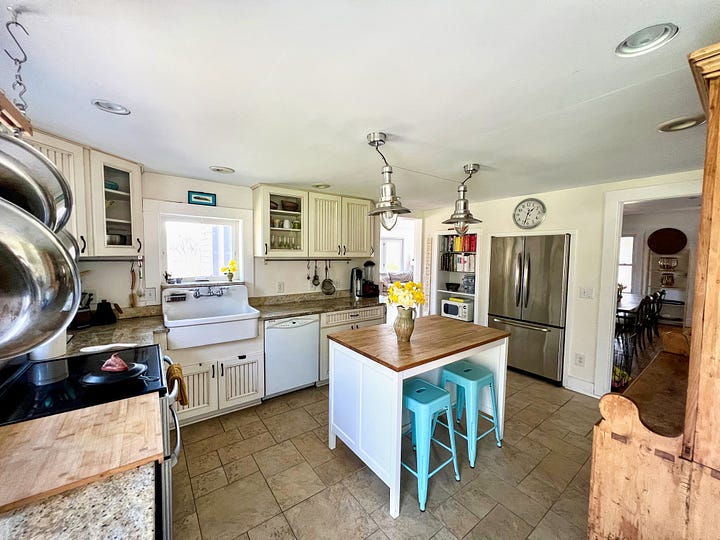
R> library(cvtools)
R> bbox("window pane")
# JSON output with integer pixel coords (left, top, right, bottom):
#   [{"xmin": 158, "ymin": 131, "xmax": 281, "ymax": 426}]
[
  {"xmin": 164, "ymin": 220, "xmax": 234, "ymax": 278},
  {"xmin": 381, "ymin": 238, "xmax": 404, "ymax": 273},
  {"xmin": 618, "ymin": 236, "xmax": 634, "ymax": 264},
  {"xmin": 618, "ymin": 266, "xmax": 632, "ymax": 292}
]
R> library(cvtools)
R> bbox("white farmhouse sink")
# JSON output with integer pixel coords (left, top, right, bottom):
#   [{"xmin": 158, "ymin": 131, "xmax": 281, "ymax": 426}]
[{"xmin": 162, "ymin": 284, "xmax": 260, "ymax": 349}]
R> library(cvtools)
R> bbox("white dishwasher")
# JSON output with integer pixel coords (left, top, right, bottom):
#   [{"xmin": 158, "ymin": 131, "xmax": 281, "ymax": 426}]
[{"xmin": 264, "ymin": 314, "xmax": 319, "ymax": 398}]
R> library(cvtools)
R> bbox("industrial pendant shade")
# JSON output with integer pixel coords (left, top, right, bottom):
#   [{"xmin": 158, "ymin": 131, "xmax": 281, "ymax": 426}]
[
  {"xmin": 442, "ymin": 163, "xmax": 482, "ymax": 236},
  {"xmin": 366, "ymin": 132, "xmax": 410, "ymax": 231}
]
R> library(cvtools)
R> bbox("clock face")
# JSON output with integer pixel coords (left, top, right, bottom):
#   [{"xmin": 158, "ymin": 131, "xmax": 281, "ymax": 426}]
[{"xmin": 513, "ymin": 198, "xmax": 546, "ymax": 229}]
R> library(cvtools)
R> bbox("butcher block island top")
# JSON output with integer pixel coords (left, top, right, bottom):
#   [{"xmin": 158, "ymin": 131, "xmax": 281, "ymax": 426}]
[
  {"xmin": 328, "ymin": 315, "xmax": 510, "ymax": 371},
  {"xmin": 0, "ymin": 393, "xmax": 163, "ymax": 513}
]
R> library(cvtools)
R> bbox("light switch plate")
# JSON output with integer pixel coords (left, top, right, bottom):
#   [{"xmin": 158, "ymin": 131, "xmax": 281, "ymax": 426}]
[{"xmin": 578, "ymin": 287, "xmax": 594, "ymax": 299}]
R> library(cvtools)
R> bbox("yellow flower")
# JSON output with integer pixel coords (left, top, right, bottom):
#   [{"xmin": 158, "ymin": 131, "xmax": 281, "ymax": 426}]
[
  {"xmin": 221, "ymin": 259, "xmax": 238, "ymax": 275},
  {"xmin": 387, "ymin": 281, "xmax": 425, "ymax": 309}
]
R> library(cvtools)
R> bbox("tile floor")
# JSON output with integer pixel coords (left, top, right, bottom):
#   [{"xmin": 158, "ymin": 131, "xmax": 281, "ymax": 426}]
[{"xmin": 172, "ymin": 370, "xmax": 599, "ymax": 539}]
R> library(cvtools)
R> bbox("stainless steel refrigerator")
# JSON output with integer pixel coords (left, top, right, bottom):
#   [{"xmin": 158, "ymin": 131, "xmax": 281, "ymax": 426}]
[{"xmin": 487, "ymin": 234, "xmax": 570, "ymax": 382}]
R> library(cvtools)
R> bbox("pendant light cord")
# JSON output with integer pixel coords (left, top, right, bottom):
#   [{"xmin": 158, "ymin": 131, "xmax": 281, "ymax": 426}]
[{"xmin": 375, "ymin": 145, "xmax": 390, "ymax": 167}]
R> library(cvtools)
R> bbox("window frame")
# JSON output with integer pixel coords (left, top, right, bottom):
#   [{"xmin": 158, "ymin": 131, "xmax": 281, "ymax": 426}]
[{"xmin": 617, "ymin": 234, "xmax": 635, "ymax": 293}]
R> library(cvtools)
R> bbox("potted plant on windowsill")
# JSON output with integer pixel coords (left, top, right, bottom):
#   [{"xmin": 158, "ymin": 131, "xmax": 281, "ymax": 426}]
[{"xmin": 221, "ymin": 259, "xmax": 237, "ymax": 282}]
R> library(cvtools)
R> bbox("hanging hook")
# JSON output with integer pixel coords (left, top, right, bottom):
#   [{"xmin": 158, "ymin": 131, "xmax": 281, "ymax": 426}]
[
  {"xmin": 4, "ymin": 7, "xmax": 29, "ymax": 113},
  {"xmin": 4, "ymin": 19, "xmax": 29, "ymax": 65}
]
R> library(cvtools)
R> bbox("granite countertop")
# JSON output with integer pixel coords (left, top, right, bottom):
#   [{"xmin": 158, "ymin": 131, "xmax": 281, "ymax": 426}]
[
  {"xmin": 0, "ymin": 462, "xmax": 155, "ymax": 539},
  {"xmin": 254, "ymin": 296, "xmax": 385, "ymax": 320},
  {"xmin": 66, "ymin": 316, "xmax": 166, "ymax": 356}
]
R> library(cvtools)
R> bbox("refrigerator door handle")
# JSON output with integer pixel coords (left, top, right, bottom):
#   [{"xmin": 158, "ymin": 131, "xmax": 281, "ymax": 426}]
[
  {"xmin": 523, "ymin": 254, "xmax": 531, "ymax": 308},
  {"xmin": 515, "ymin": 253, "xmax": 522, "ymax": 307},
  {"xmin": 491, "ymin": 317, "xmax": 550, "ymax": 332}
]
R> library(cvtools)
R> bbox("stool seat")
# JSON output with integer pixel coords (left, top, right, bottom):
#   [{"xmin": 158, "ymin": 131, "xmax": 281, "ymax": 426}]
[
  {"xmin": 402, "ymin": 377, "xmax": 460, "ymax": 512},
  {"xmin": 440, "ymin": 360, "xmax": 502, "ymax": 468}
]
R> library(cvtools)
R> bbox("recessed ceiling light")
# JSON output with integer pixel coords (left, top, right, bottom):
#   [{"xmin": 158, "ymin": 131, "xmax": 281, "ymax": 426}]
[
  {"xmin": 312, "ymin": 183, "xmax": 331, "ymax": 189},
  {"xmin": 209, "ymin": 165, "xmax": 235, "ymax": 174},
  {"xmin": 91, "ymin": 99, "xmax": 131, "ymax": 115},
  {"xmin": 657, "ymin": 115, "xmax": 706, "ymax": 133},
  {"xmin": 615, "ymin": 23, "xmax": 679, "ymax": 57}
]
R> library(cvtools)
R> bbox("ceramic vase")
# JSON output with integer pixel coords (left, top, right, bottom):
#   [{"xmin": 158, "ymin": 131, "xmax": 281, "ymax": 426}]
[
  {"xmin": 394, "ymin": 306, "xmax": 415, "ymax": 342},
  {"xmin": 227, "ymin": 272, "xmax": 234, "ymax": 282}
]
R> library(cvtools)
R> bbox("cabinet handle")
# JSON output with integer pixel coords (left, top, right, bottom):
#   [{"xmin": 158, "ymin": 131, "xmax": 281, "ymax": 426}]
[
  {"xmin": 136, "ymin": 238, "xmax": 142, "ymax": 253},
  {"xmin": 349, "ymin": 313, "xmax": 359, "ymax": 318},
  {"xmin": 211, "ymin": 365, "xmax": 215, "ymax": 378},
  {"xmin": 265, "ymin": 243, "xmax": 268, "ymax": 255},
  {"xmin": 337, "ymin": 245, "xmax": 341, "ymax": 255},
  {"xmin": 343, "ymin": 245, "xmax": 347, "ymax": 255},
  {"xmin": 370, "ymin": 245, "xmax": 375, "ymax": 257},
  {"xmin": 237, "ymin": 354, "xmax": 246, "ymax": 360},
  {"xmin": 221, "ymin": 363, "xmax": 224, "ymax": 377},
  {"xmin": 80, "ymin": 235, "xmax": 86, "ymax": 254}
]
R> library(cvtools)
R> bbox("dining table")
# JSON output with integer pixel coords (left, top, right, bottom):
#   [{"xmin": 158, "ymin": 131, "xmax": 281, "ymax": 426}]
[{"xmin": 617, "ymin": 293, "xmax": 644, "ymax": 313}]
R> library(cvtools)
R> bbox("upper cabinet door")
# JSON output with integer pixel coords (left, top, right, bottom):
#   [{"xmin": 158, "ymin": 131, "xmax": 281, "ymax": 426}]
[
  {"xmin": 88, "ymin": 150, "xmax": 143, "ymax": 256},
  {"xmin": 24, "ymin": 131, "xmax": 90, "ymax": 256},
  {"xmin": 253, "ymin": 185, "xmax": 308, "ymax": 257},
  {"xmin": 341, "ymin": 197, "xmax": 374, "ymax": 257},
  {"xmin": 309, "ymin": 192, "xmax": 342, "ymax": 258}
]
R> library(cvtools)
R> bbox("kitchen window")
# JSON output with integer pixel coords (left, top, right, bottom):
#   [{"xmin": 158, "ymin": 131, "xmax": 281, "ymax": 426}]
[
  {"xmin": 380, "ymin": 238, "xmax": 405, "ymax": 273},
  {"xmin": 161, "ymin": 215, "xmax": 242, "ymax": 281},
  {"xmin": 618, "ymin": 235, "xmax": 634, "ymax": 292}
]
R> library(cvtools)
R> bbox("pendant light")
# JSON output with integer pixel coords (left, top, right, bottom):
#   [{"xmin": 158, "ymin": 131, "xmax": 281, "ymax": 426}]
[
  {"xmin": 366, "ymin": 132, "xmax": 411, "ymax": 231},
  {"xmin": 442, "ymin": 163, "xmax": 482, "ymax": 236}
]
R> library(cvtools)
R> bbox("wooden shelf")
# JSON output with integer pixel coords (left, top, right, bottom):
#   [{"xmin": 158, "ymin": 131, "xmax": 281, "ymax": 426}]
[
  {"xmin": 106, "ymin": 218, "xmax": 131, "ymax": 224},
  {"xmin": 437, "ymin": 289, "xmax": 474, "ymax": 297},
  {"xmin": 270, "ymin": 209, "xmax": 301, "ymax": 216},
  {"xmin": 104, "ymin": 188, "xmax": 130, "ymax": 200}
]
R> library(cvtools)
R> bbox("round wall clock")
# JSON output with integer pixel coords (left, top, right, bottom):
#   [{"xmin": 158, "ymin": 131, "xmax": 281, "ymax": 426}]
[{"xmin": 513, "ymin": 198, "xmax": 546, "ymax": 229}]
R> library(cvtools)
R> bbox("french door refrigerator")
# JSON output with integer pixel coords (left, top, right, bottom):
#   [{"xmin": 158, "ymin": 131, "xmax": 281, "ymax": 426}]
[{"xmin": 488, "ymin": 234, "xmax": 570, "ymax": 382}]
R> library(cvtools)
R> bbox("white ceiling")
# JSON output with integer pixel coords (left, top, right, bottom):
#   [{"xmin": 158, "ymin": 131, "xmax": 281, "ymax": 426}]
[{"xmin": 5, "ymin": 1, "xmax": 718, "ymax": 210}]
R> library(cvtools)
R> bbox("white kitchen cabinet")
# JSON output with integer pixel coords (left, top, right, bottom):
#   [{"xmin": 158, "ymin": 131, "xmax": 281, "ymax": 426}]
[
  {"xmin": 24, "ymin": 131, "xmax": 91, "ymax": 255},
  {"xmin": 308, "ymin": 193, "xmax": 375, "ymax": 258},
  {"xmin": 253, "ymin": 185, "xmax": 308, "ymax": 257},
  {"xmin": 88, "ymin": 149, "xmax": 143, "ymax": 256},
  {"xmin": 218, "ymin": 352, "xmax": 264, "ymax": 409},
  {"xmin": 175, "ymin": 361, "xmax": 219, "ymax": 422},
  {"xmin": 318, "ymin": 305, "xmax": 386, "ymax": 382}
]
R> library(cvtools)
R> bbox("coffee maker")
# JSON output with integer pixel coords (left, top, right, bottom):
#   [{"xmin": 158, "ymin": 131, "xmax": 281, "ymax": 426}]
[
  {"xmin": 361, "ymin": 261, "xmax": 380, "ymax": 298},
  {"xmin": 350, "ymin": 267, "xmax": 363, "ymax": 299}
]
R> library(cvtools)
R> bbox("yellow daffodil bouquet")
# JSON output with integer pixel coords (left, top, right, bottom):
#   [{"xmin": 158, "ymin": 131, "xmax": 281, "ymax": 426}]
[
  {"xmin": 387, "ymin": 281, "xmax": 425, "ymax": 310},
  {"xmin": 220, "ymin": 259, "xmax": 238, "ymax": 280}
]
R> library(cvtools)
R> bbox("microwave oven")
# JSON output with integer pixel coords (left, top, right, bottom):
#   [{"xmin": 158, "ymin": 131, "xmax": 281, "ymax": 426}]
[{"xmin": 441, "ymin": 299, "xmax": 474, "ymax": 321}]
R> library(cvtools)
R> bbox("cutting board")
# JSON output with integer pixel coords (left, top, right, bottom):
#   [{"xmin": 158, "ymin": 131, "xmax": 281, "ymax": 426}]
[{"xmin": 0, "ymin": 393, "xmax": 164, "ymax": 513}]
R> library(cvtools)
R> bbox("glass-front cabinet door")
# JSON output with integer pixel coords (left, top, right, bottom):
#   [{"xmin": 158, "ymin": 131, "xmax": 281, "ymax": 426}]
[
  {"xmin": 253, "ymin": 185, "xmax": 308, "ymax": 257},
  {"xmin": 89, "ymin": 150, "xmax": 143, "ymax": 256}
]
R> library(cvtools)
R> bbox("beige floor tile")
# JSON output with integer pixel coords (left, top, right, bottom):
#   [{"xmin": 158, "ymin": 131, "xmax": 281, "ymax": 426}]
[
  {"xmin": 225, "ymin": 455, "xmax": 260, "ymax": 483},
  {"xmin": 183, "ymin": 417, "xmax": 225, "ymax": 444},
  {"xmin": 240, "ymin": 420, "xmax": 270, "ymax": 439},
  {"xmin": 190, "ymin": 466, "xmax": 228, "ymax": 498},
  {"xmin": 472, "ymin": 441, "xmax": 542, "ymax": 485},
  {"xmin": 517, "ymin": 470, "xmax": 562, "ymax": 508},
  {"xmin": 217, "ymin": 432, "xmax": 276, "ymax": 465},
  {"xmin": 263, "ymin": 408, "xmax": 320, "ymax": 443},
  {"xmin": 267, "ymin": 461, "xmax": 326, "ymax": 510},
  {"xmin": 451, "ymin": 481, "xmax": 496, "ymax": 521},
  {"xmin": 172, "ymin": 468, "xmax": 197, "ymax": 524},
  {"xmin": 285, "ymin": 483, "xmax": 378, "ymax": 540},
  {"xmin": 186, "ymin": 450, "xmax": 221, "ymax": 478},
  {"xmin": 247, "ymin": 513, "xmax": 296, "ymax": 540},
  {"xmin": 431, "ymin": 496, "xmax": 480, "ymax": 538},
  {"xmin": 365, "ymin": 531, "xmax": 390, "ymax": 540},
  {"xmin": 531, "ymin": 453, "xmax": 584, "ymax": 493},
  {"xmin": 551, "ymin": 483, "xmax": 589, "ymax": 530},
  {"xmin": 563, "ymin": 430, "xmax": 593, "ymax": 453},
  {"xmin": 430, "ymin": 528, "xmax": 459, "ymax": 540},
  {"xmin": 291, "ymin": 431, "xmax": 334, "ymax": 467},
  {"xmin": 512, "ymin": 406, "xmax": 555, "ymax": 429},
  {"xmin": 185, "ymin": 428, "xmax": 243, "ymax": 458},
  {"xmin": 527, "ymin": 420, "xmax": 569, "ymax": 441},
  {"xmin": 284, "ymin": 386, "xmax": 326, "ymax": 409},
  {"xmin": 521, "ymin": 382, "xmax": 575, "ymax": 407},
  {"xmin": 465, "ymin": 504, "xmax": 533, "ymax": 540},
  {"xmin": 526, "ymin": 432, "xmax": 590, "ymax": 465},
  {"xmin": 511, "ymin": 437, "xmax": 552, "ymax": 463},
  {"xmin": 342, "ymin": 467, "xmax": 390, "ymax": 514},
  {"xmin": 314, "ymin": 444, "xmax": 366, "ymax": 485},
  {"xmin": 399, "ymin": 467, "xmax": 453, "ymax": 513},
  {"xmin": 304, "ymin": 399, "xmax": 329, "ymax": 425},
  {"xmin": 254, "ymin": 440, "xmax": 306, "ymax": 478},
  {"xmin": 172, "ymin": 512, "xmax": 202, "ymax": 540},
  {"xmin": 528, "ymin": 510, "xmax": 586, "ymax": 540},
  {"xmin": 467, "ymin": 469, "xmax": 550, "ymax": 526},
  {"xmin": 371, "ymin": 495, "xmax": 443, "ymax": 540},
  {"xmin": 501, "ymin": 418, "xmax": 534, "ymax": 446},
  {"xmin": 256, "ymin": 397, "xmax": 292, "ymax": 419},
  {"xmin": 219, "ymin": 407, "xmax": 263, "ymax": 431},
  {"xmin": 195, "ymin": 471, "xmax": 281, "ymax": 538}
]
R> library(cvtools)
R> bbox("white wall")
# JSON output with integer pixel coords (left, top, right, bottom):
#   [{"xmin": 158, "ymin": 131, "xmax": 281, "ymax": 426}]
[{"xmin": 422, "ymin": 169, "xmax": 702, "ymax": 396}]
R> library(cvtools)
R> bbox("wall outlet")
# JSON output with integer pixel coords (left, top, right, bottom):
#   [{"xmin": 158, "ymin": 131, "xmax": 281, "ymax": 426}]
[
  {"xmin": 574, "ymin": 353, "xmax": 586, "ymax": 367},
  {"xmin": 276, "ymin": 281, "xmax": 285, "ymax": 293},
  {"xmin": 578, "ymin": 287, "xmax": 594, "ymax": 299},
  {"xmin": 145, "ymin": 287, "xmax": 157, "ymax": 303}
]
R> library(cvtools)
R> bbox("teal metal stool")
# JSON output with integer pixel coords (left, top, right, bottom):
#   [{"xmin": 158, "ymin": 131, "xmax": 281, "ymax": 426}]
[
  {"xmin": 402, "ymin": 377, "xmax": 460, "ymax": 511},
  {"xmin": 439, "ymin": 360, "xmax": 501, "ymax": 468}
]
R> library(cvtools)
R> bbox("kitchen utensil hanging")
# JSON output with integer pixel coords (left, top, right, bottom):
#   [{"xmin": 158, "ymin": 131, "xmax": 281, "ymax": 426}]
[
  {"xmin": 321, "ymin": 260, "xmax": 336, "ymax": 295},
  {"xmin": 306, "ymin": 261, "xmax": 311, "ymax": 280},
  {"xmin": 312, "ymin": 260, "xmax": 320, "ymax": 286}
]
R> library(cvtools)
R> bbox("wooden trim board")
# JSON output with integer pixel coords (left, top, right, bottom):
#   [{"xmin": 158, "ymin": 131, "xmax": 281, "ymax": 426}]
[{"xmin": 0, "ymin": 393, "xmax": 163, "ymax": 513}]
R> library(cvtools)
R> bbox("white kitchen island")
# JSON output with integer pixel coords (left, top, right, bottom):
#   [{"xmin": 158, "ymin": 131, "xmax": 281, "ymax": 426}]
[{"xmin": 328, "ymin": 315, "xmax": 510, "ymax": 518}]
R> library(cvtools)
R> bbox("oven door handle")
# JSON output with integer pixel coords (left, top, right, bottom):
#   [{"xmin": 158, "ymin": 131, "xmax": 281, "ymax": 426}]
[
  {"xmin": 168, "ymin": 404, "xmax": 181, "ymax": 467},
  {"xmin": 163, "ymin": 355, "xmax": 180, "ymax": 403}
]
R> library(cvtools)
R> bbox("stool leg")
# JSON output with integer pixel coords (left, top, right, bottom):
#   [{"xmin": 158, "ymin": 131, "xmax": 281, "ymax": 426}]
[
  {"xmin": 444, "ymin": 404, "xmax": 461, "ymax": 481},
  {"xmin": 465, "ymin": 384, "xmax": 479, "ymax": 468},
  {"xmin": 411, "ymin": 411, "xmax": 416, "ymax": 451},
  {"xmin": 455, "ymin": 385, "xmax": 465, "ymax": 423},
  {"xmin": 489, "ymin": 382, "xmax": 502, "ymax": 448},
  {"xmin": 415, "ymin": 409, "xmax": 431, "ymax": 512}
]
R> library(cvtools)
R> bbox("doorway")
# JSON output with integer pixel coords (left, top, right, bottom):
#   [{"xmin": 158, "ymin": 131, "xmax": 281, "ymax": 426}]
[{"xmin": 379, "ymin": 217, "xmax": 422, "ymax": 320}]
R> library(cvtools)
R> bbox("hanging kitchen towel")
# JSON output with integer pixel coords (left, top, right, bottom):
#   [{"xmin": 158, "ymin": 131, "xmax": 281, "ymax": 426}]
[{"xmin": 166, "ymin": 363, "xmax": 189, "ymax": 406}]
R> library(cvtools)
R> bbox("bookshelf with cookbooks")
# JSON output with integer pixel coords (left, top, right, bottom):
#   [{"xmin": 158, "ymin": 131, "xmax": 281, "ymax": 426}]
[{"xmin": 430, "ymin": 228, "xmax": 481, "ymax": 319}]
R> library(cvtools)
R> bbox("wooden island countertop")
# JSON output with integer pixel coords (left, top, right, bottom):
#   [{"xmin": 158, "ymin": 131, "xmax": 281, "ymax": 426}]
[{"xmin": 327, "ymin": 315, "xmax": 510, "ymax": 372}]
